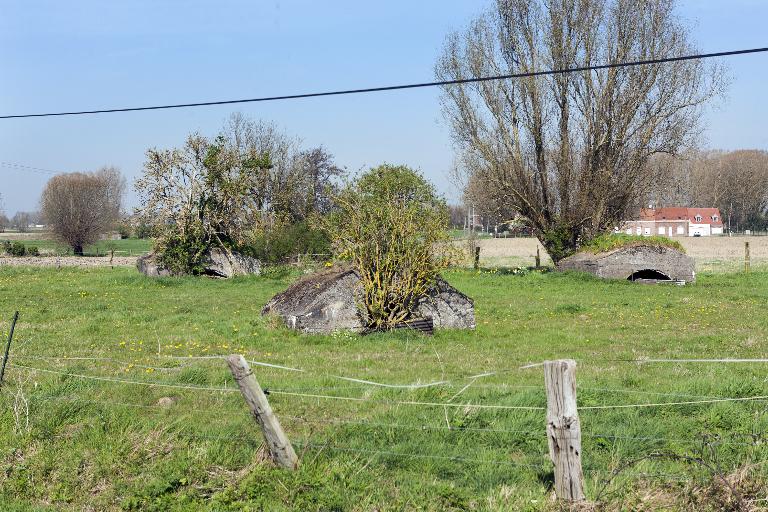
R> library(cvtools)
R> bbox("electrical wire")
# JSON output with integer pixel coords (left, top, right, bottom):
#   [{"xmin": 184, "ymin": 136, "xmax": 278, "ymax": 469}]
[
  {"xmin": 2, "ymin": 47, "xmax": 766, "ymax": 119},
  {"xmin": 0, "ymin": 161, "xmax": 63, "ymax": 175}
]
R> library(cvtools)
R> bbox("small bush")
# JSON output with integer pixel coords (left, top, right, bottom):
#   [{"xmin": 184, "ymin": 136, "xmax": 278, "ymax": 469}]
[
  {"xmin": 117, "ymin": 223, "xmax": 132, "ymax": 239},
  {"xmin": 580, "ymin": 233, "xmax": 685, "ymax": 254},
  {"xmin": 4, "ymin": 241, "xmax": 28, "ymax": 256},
  {"xmin": 135, "ymin": 222, "xmax": 154, "ymax": 239},
  {"xmin": 155, "ymin": 220, "xmax": 209, "ymax": 276},
  {"xmin": 26, "ymin": 245, "xmax": 39, "ymax": 256},
  {"xmin": 319, "ymin": 164, "xmax": 453, "ymax": 330}
]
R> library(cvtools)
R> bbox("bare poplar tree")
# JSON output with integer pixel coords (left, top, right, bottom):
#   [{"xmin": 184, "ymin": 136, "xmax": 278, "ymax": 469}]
[
  {"xmin": 436, "ymin": 0, "xmax": 725, "ymax": 262},
  {"xmin": 11, "ymin": 212, "xmax": 33, "ymax": 233},
  {"xmin": 40, "ymin": 167, "xmax": 125, "ymax": 255}
]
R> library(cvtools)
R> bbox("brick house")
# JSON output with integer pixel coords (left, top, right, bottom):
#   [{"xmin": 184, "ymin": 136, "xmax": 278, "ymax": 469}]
[{"xmin": 620, "ymin": 207, "xmax": 724, "ymax": 237}]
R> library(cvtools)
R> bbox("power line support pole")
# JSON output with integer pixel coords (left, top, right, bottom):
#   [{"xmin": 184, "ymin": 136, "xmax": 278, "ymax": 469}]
[
  {"xmin": 226, "ymin": 354, "xmax": 298, "ymax": 470},
  {"xmin": 0, "ymin": 311, "xmax": 19, "ymax": 387},
  {"xmin": 544, "ymin": 359, "xmax": 585, "ymax": 502}
]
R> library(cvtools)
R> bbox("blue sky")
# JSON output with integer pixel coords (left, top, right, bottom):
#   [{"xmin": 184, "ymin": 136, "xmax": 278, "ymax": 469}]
[{"xmin": 1, "ymin": 0, "xmax": 767, "ymax": 216}]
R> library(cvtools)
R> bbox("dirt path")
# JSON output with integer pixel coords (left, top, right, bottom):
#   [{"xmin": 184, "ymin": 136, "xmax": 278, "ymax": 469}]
[{"xmin": 0, "ymin": 255, "xmax": 138, "ymax": 268}]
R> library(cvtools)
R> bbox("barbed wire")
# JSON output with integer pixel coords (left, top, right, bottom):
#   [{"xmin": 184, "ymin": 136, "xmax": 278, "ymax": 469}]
[
  {"xmin": 163, "ymin": 354, "xmax": 530, "ymax": 388},
  {"xmin": 12, "ymin": 362, "xmax": 768, "ymax": 412},
  {"xmin": 9, "ymin": 363, "xmax": 240, "ymax": 392},
  {"xmin": 580, "ymin": 395, "xmax": 768, "ymax": 410},
  {"xmin": 14, "ymin": 391, "xmax": 764, "ymax": 447},
  {"xmin": 11, "ymin": 353, "xmax": 747, "ymax": 401},
  {"xmin": 8, "ymin": 362, "xmax": 546, "ymax": 411}
]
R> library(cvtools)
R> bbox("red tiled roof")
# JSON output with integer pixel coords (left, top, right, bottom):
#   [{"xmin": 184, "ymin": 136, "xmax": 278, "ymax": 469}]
[
  {"xmin": 630, "ymin": 207, "xmax": 723, "ymax": 227},
  {"xmin": 654, "ymin": 207, "xmax": 689, "ymax": 221},
  {"xmin": 688, "ymin": 208, "xmax": 723, "ymax": 227}
]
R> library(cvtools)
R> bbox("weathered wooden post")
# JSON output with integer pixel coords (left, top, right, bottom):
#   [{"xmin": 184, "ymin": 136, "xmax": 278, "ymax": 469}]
[
  {"xmin": 535, "ymin": 246, "xmax": 541, "ymax": 268},
  {"xmin": 544, "ymin": 359, "xmax": 585, "ymax": 502},
  {"xmin": 0, "ymin": 311, "xmax": 19, "ymax": 387},
  {"xmin": 745, "ymin": 241, "xmax": 751, "ymax": 273},
  {"xmin": 474, "ymin": 246, "xmax": 481, "ymax": 270},
  {"xmin": 226, "ymin": 354, "xmax": 298, "ymax": 469}
]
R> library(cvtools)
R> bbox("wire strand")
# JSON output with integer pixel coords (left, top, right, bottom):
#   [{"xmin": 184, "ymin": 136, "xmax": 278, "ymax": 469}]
[
  {"xmin": 2, "ymin": 47, "xmax": 765, "ymax": 119},
  {"xmin": 0, "ymin": 161, "xmax": 63, "ymax": 175},
  {"xmin": 13, "ymin": 362, "xmax": 768, "ymax": 411},
  {"xmin": 8, "ymin": 362, "xmax": 546, "ymax": 410}
]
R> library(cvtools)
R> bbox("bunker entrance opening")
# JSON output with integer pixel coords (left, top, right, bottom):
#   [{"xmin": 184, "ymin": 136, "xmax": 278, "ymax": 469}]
[{"xmin": 628, "ymin": 269, "xmax": 672, "ymax": 281}]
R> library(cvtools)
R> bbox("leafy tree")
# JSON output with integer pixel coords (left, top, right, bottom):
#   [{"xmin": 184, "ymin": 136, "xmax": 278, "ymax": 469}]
[
  {"xmin": 320, "ymin": 164, "xmax": 452, "ymax": 330},
  {"xmin": 436, "ymin": 0, "xmax": 725, "ymax": 262},
  {"xmin": 40, "ymin": 168, "xmax": 125, "ymax": 255},
  {"xmin": 136, "ymin": 133, "xmax": 272, "ymax": 274},
  {"xmin": 136, "ymin": 115, "xmax": 343, "ymax": 273}
]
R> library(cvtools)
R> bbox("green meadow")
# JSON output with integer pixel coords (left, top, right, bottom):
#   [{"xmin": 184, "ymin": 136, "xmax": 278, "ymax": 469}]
[
  {"xmin": 1, "ymin": 265, "xmax": 767, "ymax": 510},
  {"xmin": 1, "ymin": 237, "xmax": 152, "ymax": 256}
]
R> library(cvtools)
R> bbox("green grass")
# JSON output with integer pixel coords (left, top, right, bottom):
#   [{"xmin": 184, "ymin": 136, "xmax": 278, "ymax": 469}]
[
  {"xmin": 580, "ymin": 233, "xmax": 685, "ymax": 254},
  {"xmin": 449, "ymin": 229, "xmax": 494, "ymax": 240},
  {"xmin": 1, "ymin": 238, "xmax": 153, "ymax": 256},
  {"xmin": 1, "ymin": 266, "xmax": 767, "ymax": 510}
]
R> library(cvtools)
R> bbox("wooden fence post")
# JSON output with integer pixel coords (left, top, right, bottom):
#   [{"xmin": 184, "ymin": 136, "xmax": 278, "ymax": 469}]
[
  {"xmin": 474, "ymin": 246, "xmax": 481, "ymax": 270},
  {"xmin": 535, "ymin": 246, "xmax": 541, "ymax": 268},
  {"xmin": 544, "ymin": 359, "xmax": 585, "ymax": 502},
  {"xmin": 226, "ymin": 354, "xmax": 298, "ymax": 470},
  {"xmin": 745, "ymin": 242, "xmax": 751, "ymax": 273}
]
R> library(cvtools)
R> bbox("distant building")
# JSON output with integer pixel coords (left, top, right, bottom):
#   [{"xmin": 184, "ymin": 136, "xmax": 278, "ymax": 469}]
[{"xmin": 620, "ymin": 207, "xmax": 723, "ymax": 237}]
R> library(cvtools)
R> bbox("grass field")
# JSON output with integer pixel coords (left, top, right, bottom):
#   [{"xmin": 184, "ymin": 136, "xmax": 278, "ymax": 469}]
[
  {"xmin": 1, "ymin": 265, "xmax": 768, "ymax": 510},
  {"xmin": 0, "ymin": 237, "xmax": 152, "ymax": 256}
]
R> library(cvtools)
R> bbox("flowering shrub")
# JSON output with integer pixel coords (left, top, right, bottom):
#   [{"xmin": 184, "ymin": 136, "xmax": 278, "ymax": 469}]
[{"xmin": 319, "ymin": 165, "xmax": 454, "ymax": 330}]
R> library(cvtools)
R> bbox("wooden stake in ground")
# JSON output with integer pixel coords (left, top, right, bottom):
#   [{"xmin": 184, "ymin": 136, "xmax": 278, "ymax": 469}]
[
  {"xmin": 474, "ymin": 246, "xmax": 481, "ymax": 270},
  {"xmin": 0, "ymin": 311, "xmax": 20, "ymax": 387},
  {"xmin": 226, "ymin": 354, "xmax": 298, "ymax": 470},
  {"xmin": 745, "ymin": 241, "xmax": 751, "ymax": 273},
  {"xmin": 544, "ymin": 359, "xmax": 585, "ymax": 502}
]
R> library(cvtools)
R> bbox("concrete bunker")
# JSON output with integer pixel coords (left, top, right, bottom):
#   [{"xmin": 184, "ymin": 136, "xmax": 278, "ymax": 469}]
[
  {"xmin": 557, "ymin": 244, "xmax": 695, "ymax": 283},
  {"xmin": 262, "ymin": 265, "xmax": 476, "ymax": 334}
]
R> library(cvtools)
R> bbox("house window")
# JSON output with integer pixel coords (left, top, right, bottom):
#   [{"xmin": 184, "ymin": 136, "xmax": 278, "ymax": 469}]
[
  {"xmin": 626, "ymin": 228, "xmax": 632, "ymax": 235},
  {"xmin": 658, "ymin": 227, "xmax": 665, "ymax": 235},
  {"xmin": 636, "ymin": 226, "xmax": 641, "ymax": 235},
  {"xmin": 677, "ymin": 225, "xmax": 685, "ymax": 234},
  {"xmin": 695, "ymin": 215, "xmax": 702, "ymax": 222},
  {"xmin": 644, "ymin": 227, "xmax": 650, "ymax": 235},
  {"xmin": 712, "ymin": 215, "xmax": 718, "ymax": 222}
]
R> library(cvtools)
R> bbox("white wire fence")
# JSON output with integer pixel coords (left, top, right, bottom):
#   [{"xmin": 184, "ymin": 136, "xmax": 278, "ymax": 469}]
[{"xmin": 4, "ymin": 352, "xmax": 768, "ymax": 502}]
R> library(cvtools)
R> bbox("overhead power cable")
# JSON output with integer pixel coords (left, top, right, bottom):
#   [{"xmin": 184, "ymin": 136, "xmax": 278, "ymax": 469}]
[
  {"xmin": 0, "ymin": 161, "xmax": 63, "ymax": 175},
  {"xmin": 1, "ymin": 46, "xmax": 766, "ymax": 119}
]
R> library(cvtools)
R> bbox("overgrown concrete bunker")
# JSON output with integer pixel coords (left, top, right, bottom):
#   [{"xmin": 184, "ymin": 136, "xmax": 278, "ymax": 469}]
[
  {"xmin": 262, "ymin": 266, "xmax": 476, "ymax": 333},
  {"xmin": 557, "ymin": 245, "xmax": 695, "ymax": 284}
]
